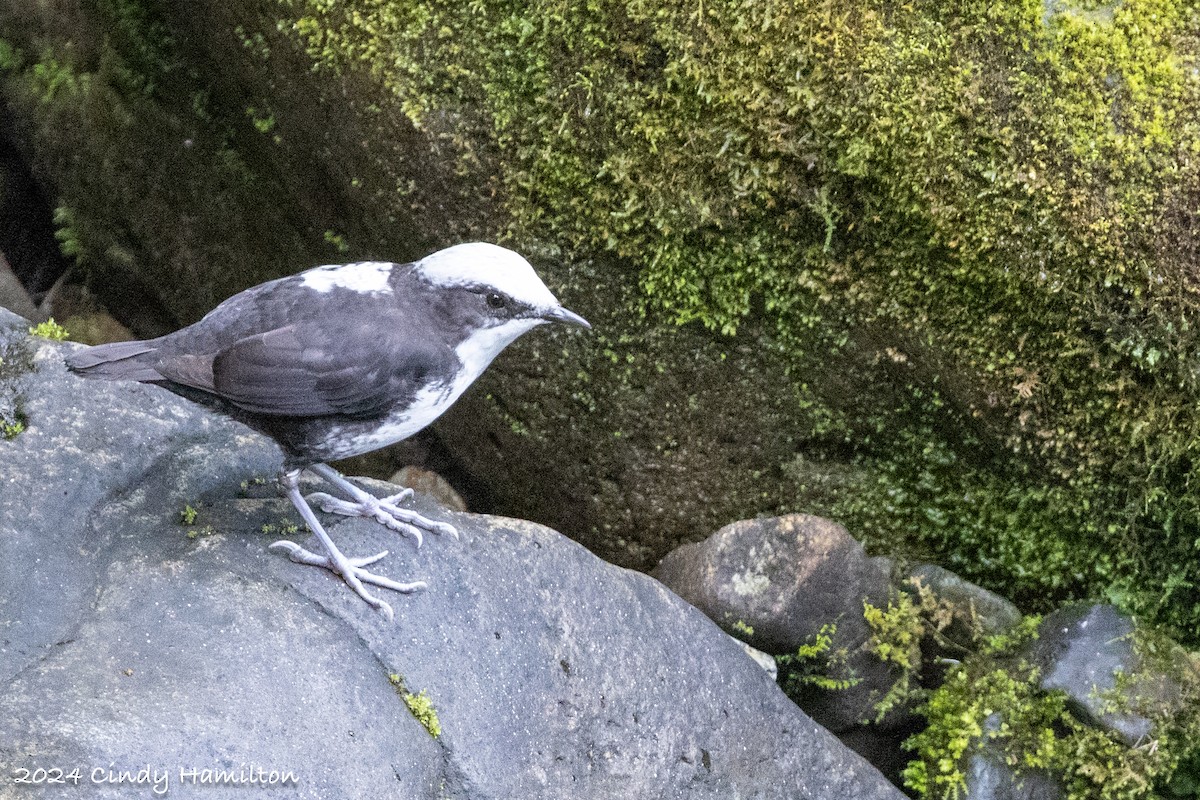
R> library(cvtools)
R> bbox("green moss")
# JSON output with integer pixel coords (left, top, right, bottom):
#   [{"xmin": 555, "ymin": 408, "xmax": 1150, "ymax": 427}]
[
  {"xmin": 275, "ymin": 0, "xmax": 1200, "ymax": 640},
  {"xmin": 777, "ymin": 623, "xmax": 860, "ymax": 694},
  {"xmin": 179, "ymin": 503, "xmax": 198, "ymax": 525},
  {"xmin": 863, "ymin": 592, "xmax": 930, "ymax": 722},
  {"xmin": 244, "ymin": 105, "xmax": 276, "ymax": 134},
  {"xmin": 321, "ymin": 229, "xmax": 349, "ymax": 253},
  {"xmin": 389, "ymin": 673, "xmax": 442, "ymax": 738},
  {"xmin": 260, "ymin": 519, "xmax": 300, "ymax": 535},
  {"xmin": 28, "ymin": 318, "xmax": 69, "ymax": 341},
  {"xmin": 864, "ymin": 595, "xmax": 925, "ymax": 673},
  {"xmin": 179, "ymin": 504, "xmax": 219, "ymax": 537},
  {"xmin": 2, "ymin": 418, "xmax": 25, "ymax": 439},
  {"xmin": 903, "ymin": 616, "xmax": 1200, "ymax": 799},
  {"xmin": 238, "ymin": 475, "xmax": 270, "ymax": 493},
  {"xmin": 51, "ymin": 205, "xmax": 84, "ymax": 264},
  {"xmin": 0, "ymin": 38, "xmax": 22, "ymax": 72}
]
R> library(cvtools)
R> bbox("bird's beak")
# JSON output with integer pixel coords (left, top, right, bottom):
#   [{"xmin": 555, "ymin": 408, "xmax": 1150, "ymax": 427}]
[{"xmin": 542, "ymin": 305, "xmax": 591, "ymax": 329}]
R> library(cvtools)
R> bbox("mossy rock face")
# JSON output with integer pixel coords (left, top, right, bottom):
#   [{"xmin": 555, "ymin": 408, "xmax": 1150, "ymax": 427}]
[{"xmin": 4, "ymin": 0, "xmax": 1200, "ymax": 635}]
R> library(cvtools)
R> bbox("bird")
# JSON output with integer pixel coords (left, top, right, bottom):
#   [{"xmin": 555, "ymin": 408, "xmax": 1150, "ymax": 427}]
[{"xmin": 67, "ymin": 242, "xmax": 590, "ymax": 620}]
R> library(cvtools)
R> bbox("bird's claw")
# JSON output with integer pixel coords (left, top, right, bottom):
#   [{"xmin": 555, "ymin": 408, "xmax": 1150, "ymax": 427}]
[
  {"xmin": 382, "ymin": 488, "xmax": 415, "ymax": 504},
  {"xmin": 304, "ymin": 491, "xmax": 458, "ymax": 545},
  {"xmin": 269, "ymin": 539, "xmax": 427, "ymax": 621},
  {"xmin": 277, "ymin": 466, "xmax": 453, "ymax": 620},
  {"xmin": 269, "ymin": 539, "xmax": 389, "ymax": 569}
]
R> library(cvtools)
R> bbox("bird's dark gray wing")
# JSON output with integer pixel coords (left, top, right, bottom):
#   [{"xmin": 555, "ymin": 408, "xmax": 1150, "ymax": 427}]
[{"xmin": 190, "ymin": 323, "xmax": 446, "ymax": 419}]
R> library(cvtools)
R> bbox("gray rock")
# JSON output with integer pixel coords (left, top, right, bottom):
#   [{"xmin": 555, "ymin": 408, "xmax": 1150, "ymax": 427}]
[
  {"xmin": 964, "ymin": 714, "xmax": 1063, "ymax": 800},
  {"xmin": 652, "ymin": 514, "xmax": 893, "ymax": 656},
  {"xmin": 0, "ymin": 309, "xmax": 904, "ymax": 799},
  {"xmin": 904, "ymin": 564, "xmax": 1022, "ymax": 642},
  {"xmin": 652, "ymin": 514, "xmax": 899, "ymax": 733},
  {"xmin": 1022, "ymin": 603, "xmax": 1196, "ymax": 747}
]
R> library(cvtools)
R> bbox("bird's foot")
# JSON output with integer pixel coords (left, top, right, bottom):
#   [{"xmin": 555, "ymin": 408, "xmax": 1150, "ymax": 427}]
[
  {"xmin": 306, "ymin": 490, "xmax": 459, "ymax": 548},
  {"xmin": 269, "ymin": 540, "xmax": 427, "ymax": 622}
]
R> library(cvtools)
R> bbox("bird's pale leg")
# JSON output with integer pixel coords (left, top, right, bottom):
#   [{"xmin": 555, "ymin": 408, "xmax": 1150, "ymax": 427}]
[
  {"xmin": 305, "ymin": 462, "xmax": 459, "ymax": 547},
  {"xmin": 269, "ymin": 468, "xmax": 426, "ymax": 621}
]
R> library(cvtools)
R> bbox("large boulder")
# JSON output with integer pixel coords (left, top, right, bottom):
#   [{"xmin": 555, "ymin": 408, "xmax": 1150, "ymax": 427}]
[
  {"xmin": 652, "ymin": 515, "xmax": 896, "ymax": 730},
  {"xmin": 652, "ymin": 514, "xmax": 894, "ymax": 658},
  {"xmin": 0, "ymin": 310, "xmax": 904, "ymax": 799}
]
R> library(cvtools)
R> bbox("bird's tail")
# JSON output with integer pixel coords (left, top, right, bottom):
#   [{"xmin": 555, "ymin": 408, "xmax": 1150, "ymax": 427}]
[{"xmin": 66, "ymin": 340, "xmax": 165, "ymax": 382}]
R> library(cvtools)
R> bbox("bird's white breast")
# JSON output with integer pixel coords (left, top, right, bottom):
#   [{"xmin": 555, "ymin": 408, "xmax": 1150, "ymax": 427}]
[
  {"xmin": 315, "ymin": 318, "xmax": 544, "ymax": 459},
  {"xmin": 326, "ymin": 384, "xmax": 460, "ymax": 457}
]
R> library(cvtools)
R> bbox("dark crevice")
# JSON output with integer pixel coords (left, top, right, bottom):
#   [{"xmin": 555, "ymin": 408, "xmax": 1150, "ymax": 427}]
[{"xmin": 0, "ymin": 101, "xmax": 72, "ymax": 302}]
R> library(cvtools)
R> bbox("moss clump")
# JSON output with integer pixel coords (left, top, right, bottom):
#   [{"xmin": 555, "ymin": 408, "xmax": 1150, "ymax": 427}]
[
  {"xmin": 178, "ymin": 503, "xmax": 216, "ymax": 537},
  {"xmin": 729, "ymin": 619, "xmax": 755, "ymax": 639},
  {"xmin": 275, "ymin": 0, "xmax": 1200, "ymax": 640},
  {"xmin": 238, "ymin": 475, "xmax": 271, "ymax": 495},
  {"xmin": 902, "ymin": 617, "xmax": 1200, "ymax": 799},
  {"xmin": 259, "ymin": 519, "xmax": 300, "ymax": 535},
  {"xmin": 862, "ymin": 584, "xmax": 961, "ymax": 723},
  {"xmin": 179, "ymin": 503, "xmax": 199, "ymax": 525},
  {"xmin": 2, "ymin": 418, "xmax": 25, "ymax": 439},
  {"xmin": 777, "ymin": 623, "xmax": 860, "ymax": 694},
  {"xmin": 28, "ymin": 318, "xmax": 69, "ymax": 341},
  {"xmin": 389, "ymin": 673, "xmax": 442, "ymax": 739}
]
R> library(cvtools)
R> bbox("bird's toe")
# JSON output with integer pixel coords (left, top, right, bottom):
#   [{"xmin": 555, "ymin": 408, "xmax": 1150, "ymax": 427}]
[
  {"xmin": 268, "ymin": 539, "xmax": 424, "ymax": 618},
  {"xmin": 306, "ymin": 491, "xmax": 352, "ymax": 515},
  {"xmin": 382, "ymin": 488, "xmax": 415, "ymax": 504}
]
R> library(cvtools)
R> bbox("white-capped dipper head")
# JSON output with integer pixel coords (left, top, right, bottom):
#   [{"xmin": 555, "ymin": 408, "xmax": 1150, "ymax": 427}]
[
  {"xmin": 415, "ymin": 242, "xmax": 589, "ymax": 324},
  {"xmin": 415, "ymin": 243, "xmax": 558, "ymax": 305},
  {"xmin": 413, "ymin": 242, "xmax": 590, "ymax": 378}
]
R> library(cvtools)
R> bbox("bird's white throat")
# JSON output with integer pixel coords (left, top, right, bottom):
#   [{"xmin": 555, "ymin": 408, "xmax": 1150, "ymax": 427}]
[
  {"xmin": 385, "ymin": 317, "xmax": 545, "ymax": 447},
  {"xmin": 454, "ymin": 317, "xmax": 545, "ymax": 379}
]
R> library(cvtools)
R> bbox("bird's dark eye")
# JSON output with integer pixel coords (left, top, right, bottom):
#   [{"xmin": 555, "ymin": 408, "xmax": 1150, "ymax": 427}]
[{"xmin": 486, "ymin": 292, "xmax": 505, "ymax": 309}]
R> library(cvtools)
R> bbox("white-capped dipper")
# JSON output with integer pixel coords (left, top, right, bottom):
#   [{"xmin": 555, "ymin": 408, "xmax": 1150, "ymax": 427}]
[{"xmin": 67, "ymin": 242, "xmax": 590, "ymax": 620}]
